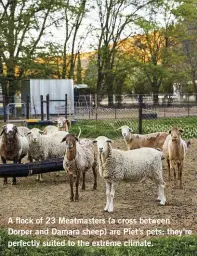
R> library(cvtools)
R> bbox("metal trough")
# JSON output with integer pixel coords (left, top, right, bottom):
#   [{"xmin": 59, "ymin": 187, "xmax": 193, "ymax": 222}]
[{"xmin": 0, "ymin": 158, "xmax": 64, "ymax": 177}]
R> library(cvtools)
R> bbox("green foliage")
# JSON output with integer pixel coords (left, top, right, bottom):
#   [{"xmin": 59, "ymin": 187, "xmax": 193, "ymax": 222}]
[
  {"xmin": 68, "ymin": 116, "xmax": 197, "ymax": 140},
  {"xmin": 0, "ymin": 230, "xmax": 197, "ymax": 256}
]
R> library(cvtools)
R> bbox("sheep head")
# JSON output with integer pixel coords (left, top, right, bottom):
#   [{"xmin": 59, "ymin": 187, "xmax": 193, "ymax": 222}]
[
  {"xmin": 118, "ymin": 125, "xmax": 133, "ymax": 140},
  {"xmin": 93, "ymin": 136, "xmax": 112, "ymax": 154},
  {"xmin": 61, "ymin": 134, "xmax": 78, "ymax": 148},
  {"xmin": 0, "ymin": 124, "xmax": 18, "ymax": 139},
  {"xmin": 169, "ymin": 127, "xmax": 183, "ymax": 142},
  {"xmin": 27, "ymin": 128, "xmax": 43, "ymax": 143},
  {"xmin": 57, "ymin": 117, "xmax": 68, "ymax": 129},
  {"xmin": 61, "ymin": 134, "xmax": 78, "ymax": 161}
]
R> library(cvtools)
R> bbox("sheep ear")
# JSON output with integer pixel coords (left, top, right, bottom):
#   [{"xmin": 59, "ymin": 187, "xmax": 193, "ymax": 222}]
[
  {"xmin": 13, "ymin": 126, "xmax": 18, "ymax": 133},
  {"xmin": 0, "ymin": 126, "xmax": 5, "ymax": 136},
  {"xmin": 179, "ymin": 129, "xmax": 183, "ymax": 133},
  {"xmin": 117, "ymin": 127, "xmax": 122, "ymax": 130},
  {"xmin": 61, "ymin": 136, "xmax": 67, "ymax": 143},
  {"xmin": 61, "ymin": 134, "xmax": 69, "ymax": 143},
  {"xmin": 27, "ymin": 131, "xmax": 31, "ymax": 135},
  {"xmin": 106, "ymin": 139, "xmax": 112, "ymax": 143},
  {"xmin": 92, "ymin": 140, "xmax": 97, "ymax": 144},
  {"xmin": 39, "ymin": 130, "xmax": 43, "ymax": 134},
  {"xmin": 75, "ymin": 136, "xmax": 78, "ymax": 141},
  {"xmin": 129, "ymin": 128, "xmax": 133, "ymax": 132},
  {"xmin": 169, "ymin": 130, "xmax": 171, "ymax": 134}
]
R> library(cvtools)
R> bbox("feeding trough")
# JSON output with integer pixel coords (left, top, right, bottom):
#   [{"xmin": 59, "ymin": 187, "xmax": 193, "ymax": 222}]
[{"xmin": 0, "ymin": 158, "xmax": 64, "ymax": 178}]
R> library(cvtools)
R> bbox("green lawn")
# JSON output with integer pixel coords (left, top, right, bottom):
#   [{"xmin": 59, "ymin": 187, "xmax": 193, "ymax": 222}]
[{"xmin": 0, "ymin": 230, "xmax": 196, "ymax": 256}]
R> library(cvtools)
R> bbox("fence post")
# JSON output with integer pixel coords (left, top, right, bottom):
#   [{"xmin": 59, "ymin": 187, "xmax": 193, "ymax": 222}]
[
  {"xmin": 40, "ymin": 95, "xmax": 44, "ymax": 120},
  {"xmin": 3, "ymin": 95, "xmax": 6, "ymax": 122},
  {"xmin": 26, "ymin": 95, "xmax": 30, "ymax": 119},
  {"xmin": 65, "ymin": 94, "xmax": 67, "ymax": 119},
  {"xmin": 46, "ymin": 94, "xmax": 49, "ymax": 120},
  {"xmin": 138, "ymin": 94, "xmax": 143, "ymax": 134}
]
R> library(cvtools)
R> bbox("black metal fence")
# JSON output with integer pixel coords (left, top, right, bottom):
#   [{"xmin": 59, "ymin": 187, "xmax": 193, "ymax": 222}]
[{"xmin": 2, "ymin": 93, "xmax": 197, "ymax": 138}]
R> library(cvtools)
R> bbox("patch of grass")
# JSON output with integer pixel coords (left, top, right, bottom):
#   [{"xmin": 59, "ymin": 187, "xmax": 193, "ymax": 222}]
[
  {"xmin": 2, "ymin": 115, "xmax": 197, "ymax": 140},
  {"xmin": 0, "ymin": 230, "xmax": 196, "ymax": 256},
  {"xmin": 69, "ymin": 116, "xmax": 197, "ymax": 139}
]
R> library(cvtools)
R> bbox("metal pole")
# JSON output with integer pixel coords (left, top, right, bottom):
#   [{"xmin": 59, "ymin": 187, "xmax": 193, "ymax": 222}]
[
  {"xmin": 3, "ymin": 95, "xmax": 6, "ymax": 122},
  {"xmin": 46, "ymin": 94, "xmax": 50, "ymax": 120},
  {"xmin": 40, "ymin": 95, "xmax": 44, "ymax": 120},
  {"xmin": 138, "ymin": 94, "xmax": 143, "ymax": 134},
  {"xmin": 65, "ymin": 94, "xmax": 67, "ymax": 119},
  {"xmin": 26, "ymin": 95, "xmax": 30, "ymax": 119}
]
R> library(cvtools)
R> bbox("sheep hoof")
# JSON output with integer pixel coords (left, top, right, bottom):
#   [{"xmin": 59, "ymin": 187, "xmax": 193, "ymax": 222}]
[
  {"xmin": 81, "ymin": 186, "xmax": 85, "ymax": 191},
  {"xmin": 108, "ymin": 208, "xmax": 114, "ymax": 213},
  {"xmin": 92, "ymin": 184, "xmax": 97, "ymax": 190},
  {"xmin": 12, "ymin": 182, "xmax": 17, "ymax": 185},
  {"xmin": 3, "ymin": 181, "xmax": 8, "ymax": 185},
  {"xmin": 159, "ymin": 201, "xmax": 166, "ymax": 206},
  {"xmin": 70, "ymin": 197, "xmax": 74, "ymax": 202}
]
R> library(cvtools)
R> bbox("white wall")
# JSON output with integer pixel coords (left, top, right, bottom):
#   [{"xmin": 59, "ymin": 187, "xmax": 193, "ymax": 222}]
[{"xmin": 30, "ymin": 79, "xmax": 74, "ymax": 115}]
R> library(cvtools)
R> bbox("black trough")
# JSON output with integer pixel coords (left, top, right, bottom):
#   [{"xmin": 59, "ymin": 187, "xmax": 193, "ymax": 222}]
[{"xmin": 0, "ymin": 158, "xmax": 64, "ymax": 177}]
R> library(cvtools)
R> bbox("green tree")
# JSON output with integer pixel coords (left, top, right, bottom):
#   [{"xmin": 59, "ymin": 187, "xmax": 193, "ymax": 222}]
[{"xmin": 0, "ymin": 0, "xmax": 62, "ymax": 103}]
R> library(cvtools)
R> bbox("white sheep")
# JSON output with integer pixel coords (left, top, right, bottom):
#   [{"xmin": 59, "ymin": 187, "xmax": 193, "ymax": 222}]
[
  {"xmin": 17, "ymin": 126, "xmax": 30, "ymax": 137},
  {"xmin": 57, "ymin": 116, "xmax": 71, "ymax": 131},
  {"xmin": 43, "ymin": 117, "xmax": 71, "ymax": 135},
  {"xmin": 61, "ymin": 133, "xmax": 97, "ymax": 201},
  {"xmin": 43, "ymin": 125, "xmax": 59, "ymax": 135},
  {"xmin": 118, "ymin": 125, "xmax": 168, "ymax": 150},
  {"xmin": 93, "ymin": 136, "xmax": 166, "ymax": 212},
  {"xmin": 0, "ymin": 124, "xmax": 29, "ymax": 185},
  {"xmin": 27, "ymin": 128, "xmax": 68, "ymax": 181},
  {"xmin": 162, "ymin": 127, "xmax": 188, "ymax": 188}
]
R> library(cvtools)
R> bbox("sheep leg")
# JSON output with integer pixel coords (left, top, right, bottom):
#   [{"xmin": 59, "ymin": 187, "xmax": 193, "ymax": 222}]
[
  {"xmin": 12, "ymin": 158, "xmax": 18, "ymax": 185},
  {"xmin": 158, "ymin": 184, "xmax": 166, "ymax": 205},
  {"xmin": 178, "ymin": 162, "xmax": 183, "ymax": 189},
  {"xmin": 68, "ymin": 174, "xmax": 74, "ymax": 201},
  {"xmin": 104, "ymin": 182, "xmax": 115, "ymax": 212},
  {"xmin": 81, "ymin": 172, "xmax": 85, "ymax": 190},
  {"xmin": 173, "ymin": 162, "xmax": 178, "ymax": 187},
  {"xmin": 108, "ymin": 182, "xmax": 115, "ymax": 212},
  {"xmin": 92, "ymin": 165, "xmax": 97, "ymax": 190},
  {"xmin": 75, "ymin": 171, "xmax": 80, "ymax": 201},
  {"xmin": 1, "ymin": 156, "xmax": 7, "ymax": 185},
  {"xmin": 36, "ymin": 173, "xmax": 43, "ymax": 181},
  {"xmin": 104, "ymin": 182, "xmax": 111, "ymax": 212},
  {"xmin": 167, "ymin": 159, "xmax": 171, "ymax": 181}
]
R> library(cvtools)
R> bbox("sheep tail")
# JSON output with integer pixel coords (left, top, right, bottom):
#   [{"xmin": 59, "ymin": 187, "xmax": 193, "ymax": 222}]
[{"xmin": 77, "ymin": 126, "xmax": 81, "ymax": 139}]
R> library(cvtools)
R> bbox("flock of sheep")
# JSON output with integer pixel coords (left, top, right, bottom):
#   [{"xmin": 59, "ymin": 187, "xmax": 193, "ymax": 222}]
[{"xmin": 0, "ymin": 118, "xmax": 190, "ymax": 212}]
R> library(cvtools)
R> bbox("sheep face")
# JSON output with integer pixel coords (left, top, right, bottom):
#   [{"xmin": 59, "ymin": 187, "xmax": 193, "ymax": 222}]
[
  {"xmin": 169, "ymin": 127, "xmax": 183, "ymax": 142},
  {"xmin": 0, "ymin": 124, "xmax": 18, "ymax": 139},
  {"xmin": 119, "ymin": 126, "xmax": 133, "ymax": 140},
  {"xmin": 28, "ymin": 128, "xmax": 43, "ymax": 143},
  {"xmin": 93, "ymin": 136, "xmax": 112, "ymax": 154},
  {"xmin": 61, "ymin": 134, "xmax": 78, "ymax": 149},
  {"xmin": 57, "ymin": 117, "xmax": 67, "ymax": 128}
]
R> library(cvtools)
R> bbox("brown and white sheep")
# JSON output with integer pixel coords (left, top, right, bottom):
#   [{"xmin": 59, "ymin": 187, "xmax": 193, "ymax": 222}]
[
  {"xmin": 43, "ymin": 117, "xmax": 71, "ymax": 135},
  {"xmin": 162, "ymin": 127, "xmax": 188, "ymax": 188},
  {"xmin": 119, "ymin": 125, "xmax": 168, "ymax": 150},
  {"xmin": 0, "ymin": 124, "xmax": 29, "ymax": 185},
  {"xmin": 61, "ymin": 134, "xmax": 97, "ymax": 201}
]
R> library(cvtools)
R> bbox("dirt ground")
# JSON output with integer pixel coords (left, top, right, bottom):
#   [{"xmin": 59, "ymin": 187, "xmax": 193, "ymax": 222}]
[{"xmin": 0, "ymin": 138, "xmax": 197, "ymax": 245}]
